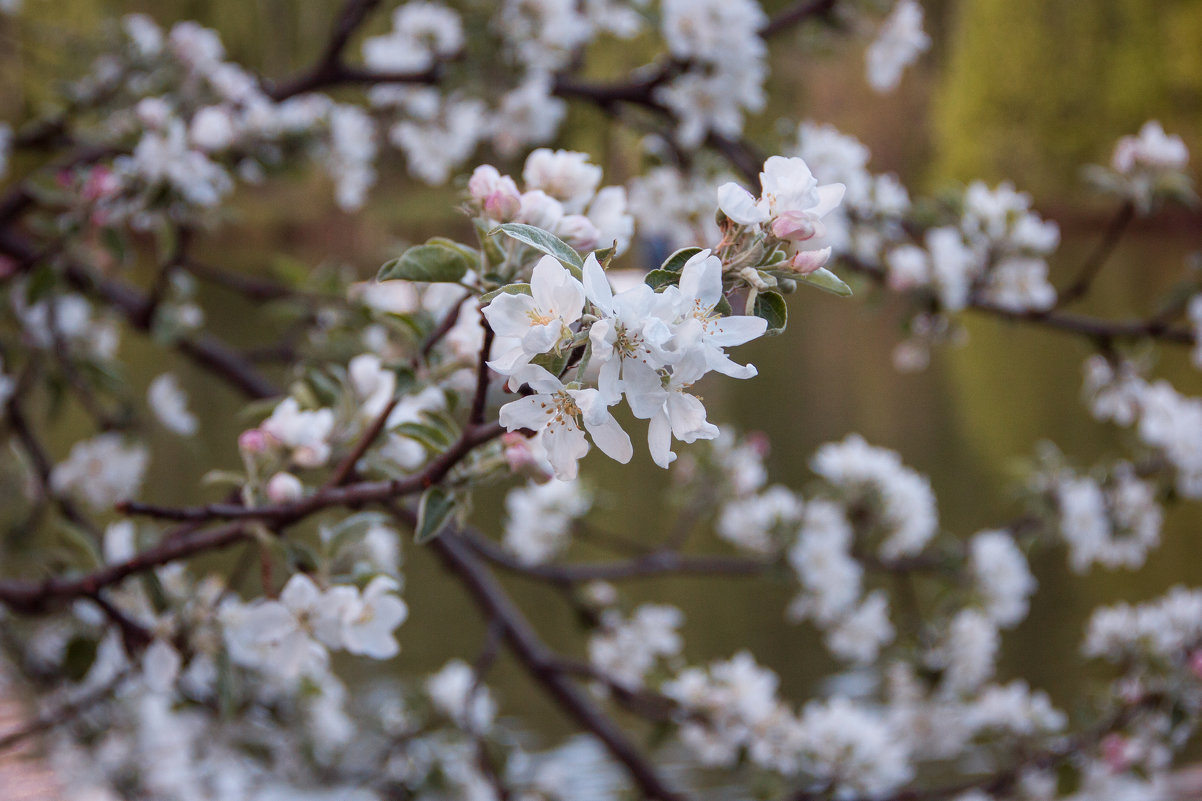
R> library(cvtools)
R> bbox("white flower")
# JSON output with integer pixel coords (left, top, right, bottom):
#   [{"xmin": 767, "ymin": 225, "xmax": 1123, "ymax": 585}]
[
  {"xmin": 188, "ymin": 106, "xmax": 236, "ymax": 151},
  {"xmin": 147, "ymin": 373, "xmax": 198, "ymax": 436},
  {"xmin": 980, "ymin": 257, "xmax": 1057, "ymax": 312},
  {"xmin": 261, "ymin": 397, "xmax": 336, "ymax": 467},
  {"xmin": 498, "ymin": 365, "xmax": 632, "ymax": 481},
  {"xmin": 1113, "ymin": 121, "xmax": 1189, "ymax": 175},
  {"xmin": 265, "ymin": 472, "xmax": 304, "ymax": 503},
  {"xmin": 489, "ymin": 76, "xmax": 568, "ymax": 157},
  {"xmin": 522, "ymin": 148, "xmax": 602, "ymax": 214},
  {"xmin": 50, "ymin": 434, "xmax": 149, "ymax": 510},
  {"xmin": 659, "ymin": 249, "xmax": 767, "ymax": 378},
  {"xmin": 622, "ymin": 354, "xmax": 720, "ymax": 468},
  {"xmin": 937, "ymin": 609, "xmax": 999, "ymax": 695},
  {"xmin": 826, "ymin": 591, "xmax": 895, "ymax": 665},
  {"xmin": 123, "ymin": 14, "xmax": 163, "ymax": 56},
  {"xmin": 866, "ymin": 0, "xmax": 930, "ymax": 92},
  {"xmin": 717, "ymin": 156, "xmax": 844, "ymax": 228},
  {"xmin": 585, "ymin": 186, "xmax": 634, "ymax": 255},
  {"xmin": 503, "ymin": 478, "xmax": 591, "ymax": 565},
  {"xmin": 427, "ymin": 659, "xmax": 497, "ymax": 732},
  {"xmin": 336, "ymin": 576, "xmax": 408, "ymax": 659},
  {"xmin": 588, "ymin": 604, "xmax": 683, "ymax": 689},
  {"xmin": 485, "ymin": 256, "xmax": 585, "ymax": 375},
  {"xmin": 970, "ymin": 530, "xmax": 1036, "ymax": 628},
  {"xmin": 327, "ymin": 104, "xmax": 376, "ymax": 210},
  {"xmin": 716, "ymin": 485, "xmax": 802, "ymax": 554},
  {"xmin": 811, "ymin": 434, "xmax": 938, "ymax": 559},
  {"xmin": 143, "ymin": 639, "xmax": 182, "ymax": 694},
  {"xmin": 796, "ymin": 696, "xmax": 913, "ymax": 796},
  {"xmin": 348, "ymin": 353, "xmax": 397, "ymax": 421},
  {"xmin": 582, "ymin": 252, "xmax": 676, "ymax": 404}
]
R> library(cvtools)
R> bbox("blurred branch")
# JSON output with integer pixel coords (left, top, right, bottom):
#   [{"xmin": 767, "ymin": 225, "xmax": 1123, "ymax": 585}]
[{"xmin": 1055, "ymin": 199, "xmax": 1136, "ymax": 307}]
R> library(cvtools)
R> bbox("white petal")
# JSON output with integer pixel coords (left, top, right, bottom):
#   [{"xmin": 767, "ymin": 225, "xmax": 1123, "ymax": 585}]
[
  {"xmin": 647, "ymin": 412, "xmax": 676, "ymax": 469},
  {"xmin": 582, "ymin": 252, "xmax": 613, "ymax": 313},
  {"xmin": 717, "ymin": 182, "xmax": 768, "ymax": 225},
  {"xmin": 584, "ymin": 415, "xmax": 633, "ymax": 464},
  {"xmin": 499, "ymin": 395, "xmax": 550, "ymax": 431}
]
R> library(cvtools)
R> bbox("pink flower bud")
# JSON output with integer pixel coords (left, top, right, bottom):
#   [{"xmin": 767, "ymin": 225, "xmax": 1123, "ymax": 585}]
[
  {"xmin": 557, "ymin": 215, "xmax": 600, "ymax": 251},
  {"xmin": 1189, "ymin": 649, "xmax": 1202, "ymax": 680},
  {"xmin": 1101, "ymin": 733, "xmax": 1130, "ymax": 772},
  {"xmin": 788, "ymin": 246, "xmax": 832, "ymax": 275},
  {"xmin": 0, "ymin": 256, "xmax": 16, "ymax": 279},
  {"xmin": 771, "ymin": 211, "xmax": 823, "ymax": 242},
  {"xmin": 238, "ymin": 428, "xmax": 270, "ymax": 454},
  {"xmin": 83, "ymin": 167, "xmax": 121, "ymax": 202},
  {"xmin": 745, "ymin": 431, "xmax": 771, "ymax": 458},
  {"xmin": 484, "ymin": 188, "xmax": 521, "ymax": 221},
  {"xmin": 265, "ymin": 471, "xmax": 304, "ymax": 503}
]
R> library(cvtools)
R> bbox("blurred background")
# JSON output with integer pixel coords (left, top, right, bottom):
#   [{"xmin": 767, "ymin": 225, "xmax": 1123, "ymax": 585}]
[{"xmin": 2, "ymin": 0, "xmax": 1202, "ymax": 751}]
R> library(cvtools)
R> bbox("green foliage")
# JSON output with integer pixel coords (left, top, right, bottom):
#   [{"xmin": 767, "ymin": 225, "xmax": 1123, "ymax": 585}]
[
  {"xmin": 932, "ymin": 0, "xmax": 1202, "ymax": 197},
  {"xmin": 489, "ymin": 223, "xmax": 585, "ymax": 274},
  {"xmin": 378, "ymin": 239, "xmax": 480, "ymax": 283}
]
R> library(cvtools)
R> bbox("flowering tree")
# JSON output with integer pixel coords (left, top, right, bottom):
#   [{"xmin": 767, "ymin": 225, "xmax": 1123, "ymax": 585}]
[{"xmin": 0, "ymin": 1, "xmax": 1199, "ymax": 800}]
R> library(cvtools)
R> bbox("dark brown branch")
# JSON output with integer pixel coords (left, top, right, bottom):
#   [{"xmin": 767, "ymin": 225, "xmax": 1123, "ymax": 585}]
[
  {"xmin": 468, "ymin": 313, "xmax": 494, "ymax": 425},
  {"xmin": 118, "ymin": 421, "xmax": 504, "ymax": 524},
  {"xmin": 323, "ymin": 397, "xmax": 400, "ymax": 489},
  {"xmin": 759, "ymin": 0, "xmax": 841, "ymax": 39},
  {"xmin": 1055, "ymin": 199, "xmax": 1136, "ymax": 307},
  {"xmin": 418, "ymin": 522, "xmax": 688, "ymax": 801}
]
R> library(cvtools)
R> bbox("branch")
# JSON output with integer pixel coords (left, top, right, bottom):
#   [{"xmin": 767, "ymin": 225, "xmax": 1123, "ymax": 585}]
[
  {"xmin": 1055, "ymin": 199, "xmax": 1136, "ymax": 307},
  {"xmin": 759, "ymin": 0, "xmax": 841, "ymax": 39},
  {"xmin": 117, "ymin": 421, "xmax": 505, "ymax": 524},
  {"xmin": 415, "ymin": 520, "xmax": 689, "ymax": 801}
]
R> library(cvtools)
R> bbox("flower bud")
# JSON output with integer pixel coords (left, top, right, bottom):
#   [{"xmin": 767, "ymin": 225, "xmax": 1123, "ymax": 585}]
[
  {"xmin": 771, "ymin": 210, "xmax": 823, "ymax": 242},
  {"xmin": 787, "ymin": 246, "xmax": 832, "ymax": 276},
  {"xmin": 238, "ymin": 428, "xmax": 270, "ymax": 454},
  {"xmin": 469, "ymin": 165, "xmax": 521, "ymax": 221},
  {"xmin": 557, "ymin": 215, "xmax": 600, "ymax": 251},
  {"xmin": 265, "ymin": 471, "xmax": 304, "ymax": 503},
  {"xmin": 1190, "ymin": 649, "xmax": 1202, "ymax": 680}
]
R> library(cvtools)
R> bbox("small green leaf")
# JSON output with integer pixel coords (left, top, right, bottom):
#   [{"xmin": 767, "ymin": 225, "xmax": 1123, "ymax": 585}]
[
  {"xmin": 202, "ymin": 470, "xmax": 247, "ymax": 488},
  {"xmin": 644, "ymin": 269, "xmax": 681, "ymax": 290},
  {"xmin": 415, "ymin": 486, "xmax": 457, "ymax": 543},
  {"xmin": 395, "ymin": 421, "xmax": 456, "ymax": 452},
  {"xmin": 480, "ymin": 283, "xmax": 532, "ymax": 304},
  {"xmin": 62, "ymin": 636, "xmax": 99, "ymax": 682},
  {"xmin": 490, "ymin": 223, "xmax": 584, "ymax": 272},
  {"xmin": 797, "ymin": 267, "xmax": 853, "ymax": 297},
  {"xmin": 593, "ymin": 244, "xmax": 617, "ymax": 267},
  {"xmin": 753, "ymin": 291, "xmax": 788, "ymax": 335},
  {"xmin": 378, "ymin": 241, "xmax": 480, "ymax": 283},
  {"xmin": 659, "ymin": 247, "xmax": 703, "ymax": 272},
  {"xmin": 531, "ymin": 348, "xmax": 571, "ymax": 377}
]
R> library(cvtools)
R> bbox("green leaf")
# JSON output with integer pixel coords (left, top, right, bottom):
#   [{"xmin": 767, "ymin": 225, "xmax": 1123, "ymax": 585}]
[
  {"xmin": 395, "ymin": 421, "xmax": 456, "ymax": 452},
  {"xmin": 644, "ymin": 269, "xmax": 681, "ymax": 290},
  {"xmin": 415, "ymin": 487, "xmax": 457, "ymax": 543},
  {"xmin": 62, "ymin": 636, "xmax": 99, "ymax": 682},
  {"xmin": 531, "ymin": 348, "xmax": 571, "ymax": 377},
  {"xmin": 797, "ymin": 267, "xmax": 853, "ymax": 297},
  {"xmin": 378, "ymin": 241, "xmax": 479, "ymax": 283},
  {"xmin": 490, "ymin": 223, "xmax": 584, "ymax": 272},
  {"xmin": 659, "ymin": 247, "xmax": 703, "ymax": 272},
  {"xmin": 753, "ymin": 291, "xmax": 788, "ymax": 335},
  {"xmin": 593, "ymin": 244, "xmax": 617, "ymax": 267},
  {"xmin": 202, "ymin": 470, "xmax": 247, "ymax": 488},
  {"xmin": 479, "ymin": 283, "xmax": 532, "ymax": 304}
]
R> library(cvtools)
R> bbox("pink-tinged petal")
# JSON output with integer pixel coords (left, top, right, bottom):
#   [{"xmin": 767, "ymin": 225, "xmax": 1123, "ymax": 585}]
[
  {"xmin": 543, "ymin": 424, "xmax": 589, "ymax": 481},
  {"xmin": 812, "ymin": 183, "xmax": 846, "ymax": 218},
  {"xmin": 582, "ymin": 252, "xmax": 613, "ymax": 313},
  {"xmin": 499, "ymin": 396, "xmax": 550, "ymax": 431},
  {"xmin": 789, "ymin": 246, "xmax": 833, "ymax": 275},
  {"xmin": 717, "ymin": 182, "xmax": 768, "ymax": 225},
  {"xmin": 678, "ymin": 250, "xmax": 722, "ymax": 309},
  {"xmin": 483, "ymin": 292, "xmax": 538, "ymax": 338},
  {"xmin": 647, "ymin": 412, "xmax": 675, "ymax": 468},
  {"xmin": 706, "ymin": 315, "xmax": 768, "ymax": 347},
  {"xmin": 584, "ymin": 414, "xmax": 633, "ymax": 464}
]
